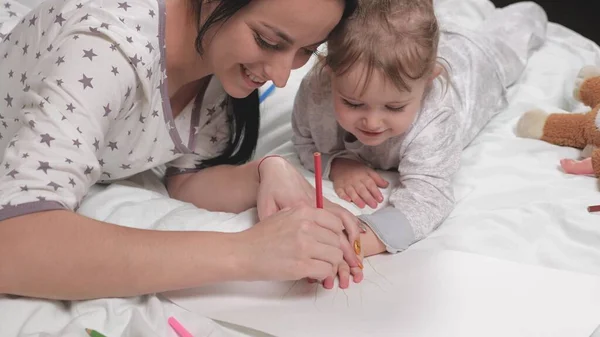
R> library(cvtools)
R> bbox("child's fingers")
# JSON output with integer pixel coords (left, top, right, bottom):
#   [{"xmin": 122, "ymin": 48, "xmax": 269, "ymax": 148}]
[
  {"xmin": 338, "ymin": 263, "xmax": 350, "ymax": 289},
  {"xmin": 355, "ymin": 183, "xmax": 378, "ymax": 209},
  {"xmin": 322, "ymin": 276, "xmax": 335, "ymax": 289},
  {"xmin": 335, "ymin": 187, "xmax": 352, "ymax": 203},
  {"xmin": 350, "ymin": 266, "xmax": 364, "ymax": 283},
  {"xmin": 364, "ymin": 178, "xmax": 384, "ymax": 203},
  {"xmin": 368, "ymin": 170, "xmax": 389, "ymax": 188},
  {"xmin": 346, "ymin": 186, "xmax": 366, "ymax": 208}
]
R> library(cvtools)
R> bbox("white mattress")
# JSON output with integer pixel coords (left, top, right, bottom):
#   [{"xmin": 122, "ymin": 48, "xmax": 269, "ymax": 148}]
[{"xmin": 2, "ymin": 0, "xmax": 600, "ymax": 336}]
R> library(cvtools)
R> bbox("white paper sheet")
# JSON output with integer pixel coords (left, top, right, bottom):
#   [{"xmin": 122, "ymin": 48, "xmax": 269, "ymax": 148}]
[{"xmin": 165, "ymin": 250, "xmax": 600, "ymax": 337}]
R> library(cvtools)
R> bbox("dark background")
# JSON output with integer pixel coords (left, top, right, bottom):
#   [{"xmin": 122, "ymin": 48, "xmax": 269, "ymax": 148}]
[{"xmin": 490, "ymin": 0, "xmax": 598, "ymax": 44}]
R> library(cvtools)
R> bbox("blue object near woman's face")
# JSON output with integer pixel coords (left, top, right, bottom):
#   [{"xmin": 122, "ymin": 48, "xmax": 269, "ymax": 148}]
[{"xmin": 204, "ymin": 0, "xmax": 344, "ymax": 98}]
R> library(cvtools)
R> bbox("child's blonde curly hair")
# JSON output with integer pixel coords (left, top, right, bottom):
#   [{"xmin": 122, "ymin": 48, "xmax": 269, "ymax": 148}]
[{"xmin": 323, "ymin": 0, "xmax": 445, "ymax": 94}]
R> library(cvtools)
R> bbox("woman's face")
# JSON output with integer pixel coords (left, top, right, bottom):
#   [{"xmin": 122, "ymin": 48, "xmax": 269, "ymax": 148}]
[{"xmin": 204, "ymin": 0, "xmax": 345, "ymax": 98}]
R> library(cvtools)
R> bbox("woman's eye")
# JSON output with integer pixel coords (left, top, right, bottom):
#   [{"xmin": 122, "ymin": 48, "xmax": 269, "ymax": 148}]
[{"xmin": 254, "ymin": 32, "xmax": 281, "ymax": 51}]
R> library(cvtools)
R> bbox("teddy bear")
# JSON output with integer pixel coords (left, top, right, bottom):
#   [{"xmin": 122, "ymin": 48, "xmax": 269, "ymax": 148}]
[{"xmin": 516, "ymin": 65, "xmax": 600, "ymax": 177}]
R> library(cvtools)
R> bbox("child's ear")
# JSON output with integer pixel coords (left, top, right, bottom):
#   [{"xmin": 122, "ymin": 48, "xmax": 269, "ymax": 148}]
[{"xmin": 430, "ymin": 64, "xmax": 443, "ymax": 82}]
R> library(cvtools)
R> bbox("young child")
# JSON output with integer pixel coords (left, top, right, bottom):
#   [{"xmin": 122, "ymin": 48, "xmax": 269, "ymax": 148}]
[{"xmin": 292, "ymin": 0, "xmax": 548, "ymax": 256}]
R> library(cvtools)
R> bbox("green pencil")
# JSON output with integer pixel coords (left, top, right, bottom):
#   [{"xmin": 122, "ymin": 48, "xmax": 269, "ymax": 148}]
[{"xmin": 85, "ymin": 328, "xmax": 107, "ymax": 337}]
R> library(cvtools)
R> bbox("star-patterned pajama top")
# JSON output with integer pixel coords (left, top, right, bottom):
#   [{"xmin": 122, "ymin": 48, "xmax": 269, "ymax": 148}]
[{"xmin": 0, "ymin": 0, "xmax": 230, "ymax": 221}]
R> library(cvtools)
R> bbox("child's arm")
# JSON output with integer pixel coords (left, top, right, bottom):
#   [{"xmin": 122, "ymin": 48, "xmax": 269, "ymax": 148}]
[{"xmin": 360, "ymin": 108, "xmax": 461, "ymax": 254}]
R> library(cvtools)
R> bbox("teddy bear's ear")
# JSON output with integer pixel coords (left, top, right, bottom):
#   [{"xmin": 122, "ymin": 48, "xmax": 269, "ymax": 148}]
[{"xmin": 573, "ymin": 65, "xmax": 600, "ymax": 105}]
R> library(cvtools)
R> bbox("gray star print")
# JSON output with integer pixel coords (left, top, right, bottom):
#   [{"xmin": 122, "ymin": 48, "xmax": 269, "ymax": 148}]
[
  {"xmin": 129, "ymin": 54, "xmax": 141, "ymax": 68},
  {"xmin": 145, "ymin": 42, "xmax": 154, "ymax": 53},
  {"xmin": 36, "ymin": 52, "xmax": 41, "ymax": 59},
  {"xmin": 108, "ymin": 141, "xmax": 118, "ymax": 150},
  {"xmin": 22, "ymin": 43, "xmax": 28, "ymax": 55},
  {"xmin": 120, "ymin": 164, "xmax": 131, "ymax": 170},
  {"xmin": 82, "ymin": 48, "xmax": 97, "ymax": 61},
  {"xmin": 98, "ymin": 159, "xmax": 105, "ymax": 166},
  {"xmin": 20, "ymin": 72, "xmax": 26, "ymax": 84},
  {"xmin": 89, "ymin": 27, "xmax": 99, "ymax": 34},
  {"xmin": 4, "ymin": 93, "xmax": 12, "ymax": 107},
  {"xmin": 111, "ymin": 66, "xmax": 119, "ymax": 75},
  {"xmin": 20, "ymin": 185, "xmax": 28, "ymax": 191},
  {"xmin": 54, "ymin": 13, "xmax": 65, "ymax": 26},
  {"xmin": 56, "ymin": 79, "xmax": 64, "ymax": 86},
  {"xmin": 93, "ymin": 138, "xmax": 100, "ymax": 150},
  {"xmin": 56, "ymin": 56, "xmax": 65, "ymax": 65},
  {"xmin": 149, "ymin": 9, "xmax": 155, "ymax": 17},
  {"xmin": 147, "ymin": 156, "xmax": 153, "ymax": 162},
  {"xmin": 69, "ymin": 178, "xmax": 76, "ymax": 187},
  {"xmin": 28, "ymin": 15, "xmax": 37, "ymax": 26},
  {"xmin": 101, "ymin": 22, "xmax": 110, "ymax": 29},
  {"xmin": 6, "ymin": 169, "xmax": 18, "ymax": 178},
  {"xmin": 103, "ymin": 103, "xmax": 111, "ymax": 117},
  {"xmin": 29, "ymin": 120, "xmax": 35, "ymax": 128},
  {"xmin": 66, "ymin": 103, "xmax": 75, "ymax": 112},
  {"xmin": 40, "ymin": 133, "xmax": 55, "ymax": 146},
  {"xmin": 47, "ymin": 181, "xmax": 62, "ymax": 191},
  {"xmin": 72, "ymin": 139, "xmax": 82, "ymax": 148},
  {"xmin": 118, "ymin": 2, "xmax": 131, "ymax": 11},
  {"xmin": 22, "ymin": 153, "xmax": 29, "ymax": 158},
  {"xmin": 79, "ymin": 74, "xmax": 93, "ymax": 89},
  {"xmin": 84, "ymin": 166, "xmax": 93, "ymax": 175},
  {"xmin": 37, "ymin": 161, "xmax": 51, "ymax": 174},
  {"xmin": 65, "ymin": 158, "xmax": 73, "ymax": 164}
]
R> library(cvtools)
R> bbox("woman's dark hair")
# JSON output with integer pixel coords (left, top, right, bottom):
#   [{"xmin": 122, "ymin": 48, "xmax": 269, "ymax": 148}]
[{"xmin": 193, "ymin": 0, "xmax": 358, "ymax": 167}]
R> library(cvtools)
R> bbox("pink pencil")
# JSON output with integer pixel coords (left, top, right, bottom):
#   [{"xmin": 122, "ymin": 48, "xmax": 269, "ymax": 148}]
[
  {"xmin": 314, "ymin": 152, "xmax": 323, "ymax": 209},
  {"xmin": 168, "ymin": 316, "xmax": 193, "ymax": 337}
]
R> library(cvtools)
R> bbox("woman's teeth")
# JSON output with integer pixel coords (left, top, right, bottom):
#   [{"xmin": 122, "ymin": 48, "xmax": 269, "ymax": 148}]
[{"xmin": 244, "ymin": 66, "xmax": 264, "ymax": 83}]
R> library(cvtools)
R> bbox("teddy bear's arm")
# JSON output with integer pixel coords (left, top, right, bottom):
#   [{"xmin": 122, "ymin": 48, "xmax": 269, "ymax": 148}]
[{"xmin": 540, "ymin": 113, "xmax": 589, "ymax": 149}]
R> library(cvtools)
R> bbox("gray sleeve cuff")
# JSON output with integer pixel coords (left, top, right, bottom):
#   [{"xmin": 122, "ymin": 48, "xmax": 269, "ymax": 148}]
[
  {"xmin": 322, "ymin": 152, "xmax": 362, "ymax": 179},
  {"xmin": 359, "ymin": 207, "xmax": 415, "ymax": 254}
]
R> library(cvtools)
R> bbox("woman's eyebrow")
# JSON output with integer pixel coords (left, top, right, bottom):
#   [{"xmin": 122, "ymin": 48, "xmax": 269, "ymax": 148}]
[
  {"xmin": 260, "ymin": 22, "xmax": 294, "ymax": 44},
  {"xmin": 260, "ymin": 22, "xmax": 328, "ymax": 48}
]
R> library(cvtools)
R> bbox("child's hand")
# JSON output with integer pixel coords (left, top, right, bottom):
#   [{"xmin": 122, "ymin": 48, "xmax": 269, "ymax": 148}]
[
  {"xmin": 309, "ymin": 243, "xmax": 364, "ymax": 289},
  {"xmin": 330, "ymin": 158, "xmax": 389, "ymax": 209}
]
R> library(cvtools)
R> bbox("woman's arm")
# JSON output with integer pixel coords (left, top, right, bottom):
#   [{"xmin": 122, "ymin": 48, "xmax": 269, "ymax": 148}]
[
  {"xmin": 0, "ymin": 210, "xmax": 244, "ymax": 300},
  {"xmin": 0, "ymin": 205, "xmax": 351, "ymax": 300},
  {"xmin": 167, "ymin": 160, "xmax": 261, "ymax": 213}
]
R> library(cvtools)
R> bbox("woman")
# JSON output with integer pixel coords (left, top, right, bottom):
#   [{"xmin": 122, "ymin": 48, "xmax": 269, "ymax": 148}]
[{"xmin": 0, "ymin": 0, "xmax": 361, "ymax": 300}]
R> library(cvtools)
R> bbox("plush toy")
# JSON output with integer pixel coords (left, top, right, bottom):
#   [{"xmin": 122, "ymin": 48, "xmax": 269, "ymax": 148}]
[{"xmin": 516, "ymin": 65, "xmax": 600, "ymax": 177}]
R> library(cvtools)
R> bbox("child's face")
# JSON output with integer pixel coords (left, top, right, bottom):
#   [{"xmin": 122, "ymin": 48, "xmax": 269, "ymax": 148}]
[{"xmin": 331, "ymin": 64, "xmax": 431, "ymax": 146}]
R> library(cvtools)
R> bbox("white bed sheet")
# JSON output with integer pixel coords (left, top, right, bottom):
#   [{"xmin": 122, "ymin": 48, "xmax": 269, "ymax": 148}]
[{"xmin": 2, "ymin": 0, "xmax": 600, "ymax": 336}]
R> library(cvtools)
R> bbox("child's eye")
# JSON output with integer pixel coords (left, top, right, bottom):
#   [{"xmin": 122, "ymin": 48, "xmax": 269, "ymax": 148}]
[
  {"xmin": 254, "ymin": 32, "xmax": 281, "ymax": 51},
  {"xmin": 387, "ymin": 105, "xmax": 406, "ymax": 112},
  {"xmin": 342, "ymin": 99, "xmax": 363, "ymax": 109}
]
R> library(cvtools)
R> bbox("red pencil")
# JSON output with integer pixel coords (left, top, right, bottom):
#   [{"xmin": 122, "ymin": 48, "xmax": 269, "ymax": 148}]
[
  {"xmin": 314, "ymin": 152, "xmax": 323, "ymax": 209},
  {"xmin": 588, "ymin": 204, "xmax": 600, "ymax": 213}
]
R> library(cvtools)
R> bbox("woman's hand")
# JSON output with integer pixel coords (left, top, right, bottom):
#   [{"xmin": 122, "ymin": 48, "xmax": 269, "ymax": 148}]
[
  {"xmin": 236, "ymin": 205, "xmax": 350, "ymax": 282},
  {"xmin": 330, "ymin": 158, "xmax": 389, "ymax": 209},
  {"xmin": 255, "ymin": 156, "xmax": 363, "ymax": 274}
]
